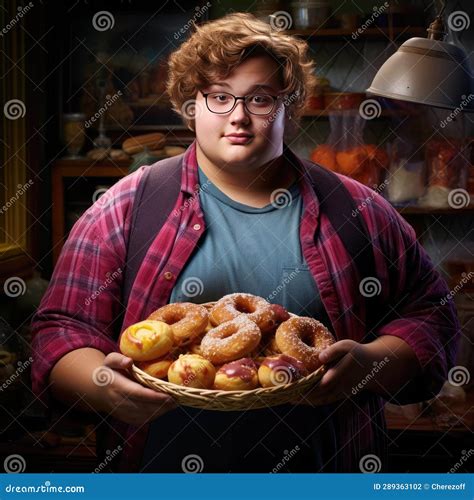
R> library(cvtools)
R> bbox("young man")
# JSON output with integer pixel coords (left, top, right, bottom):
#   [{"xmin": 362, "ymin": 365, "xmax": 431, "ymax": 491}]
[{"xmin": 31, "ymin": 13, "xmax": 459, "ymax": 472}]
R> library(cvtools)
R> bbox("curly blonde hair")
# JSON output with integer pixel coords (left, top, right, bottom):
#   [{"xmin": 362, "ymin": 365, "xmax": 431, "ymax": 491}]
[{"xmin": 167, "ymin": 12, "xmax": 316, "ymax": 129}]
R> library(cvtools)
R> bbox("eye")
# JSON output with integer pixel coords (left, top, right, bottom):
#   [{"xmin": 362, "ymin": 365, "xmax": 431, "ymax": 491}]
[
  {"xmin": 211, "ymin": 93, "xmax": 232, "ymax": 103},
  {"xmin": 248, "ymin": 94, "xmax": 274, "ymax": 105}
]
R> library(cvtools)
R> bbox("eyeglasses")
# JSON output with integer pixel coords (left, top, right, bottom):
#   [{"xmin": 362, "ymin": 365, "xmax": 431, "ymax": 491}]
[{"xmin": 201, "ymin": 92, "xmax": 280, "ymax": 116}]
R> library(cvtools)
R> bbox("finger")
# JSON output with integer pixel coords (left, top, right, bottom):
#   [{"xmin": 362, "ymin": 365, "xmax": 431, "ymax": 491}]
[
  {"xmin": 111, "ymin": 372, "xmax": 177, "ymax": 405},
  {"xmin": 104, "ymin": 352, "xmax": 133, "ymax": 370},
  {"xmin": 319, "ymin": 339, "xmax": 357, "ymax": 364}
]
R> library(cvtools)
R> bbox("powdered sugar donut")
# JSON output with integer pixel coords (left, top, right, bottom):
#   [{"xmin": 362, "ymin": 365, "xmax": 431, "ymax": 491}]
[
  {"xmin": 148, "ymin": 302, "xmax": 209, "ymax": 345},
  {"xmin": 210, "ymin": 293, "xmax": 276, "ymax": 334},
  {"xmin": 201, "ymin": 316, "xmax": 262, "ymax": 364},
  {"xmin": 275, "ymin": 317, "xmax": 334, "ymax": 372}
]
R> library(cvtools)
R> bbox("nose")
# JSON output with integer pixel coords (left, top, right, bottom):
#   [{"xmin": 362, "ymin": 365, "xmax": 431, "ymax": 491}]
[{"xmin": 229, "ymin": 99, "xmax": 250, "ymax": 126}]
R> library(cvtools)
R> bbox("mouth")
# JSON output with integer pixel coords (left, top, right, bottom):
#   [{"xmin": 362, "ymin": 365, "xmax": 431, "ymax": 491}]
[{"xmin": 224, "ymin": 133, "xmax": 254, "ymax": 145}]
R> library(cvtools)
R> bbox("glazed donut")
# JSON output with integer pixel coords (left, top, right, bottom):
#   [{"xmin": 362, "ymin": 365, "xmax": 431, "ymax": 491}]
[
  {"xmin": 137, "ymin": 357, "xmax": 174, "ymax": 379},
  {"xmin": 168, "ymin": 354, "xmax": 216, "ymax": 389},
  {"xmin": 214, "ymin": 358, "xmax": 259, "ymax": 391},
  {"xmin": 119, "ymin": 320, "xmax": 174, "ymax": 361},
  {"xmin": 210, "ymin": 293, "xmax": 276, "ymax": 334},
  {"xmin": 148, "ymin": 302, "xmax": 209, "ymax": 345},
  {"xmin": 275, "ymin": 317, "xmax": 334, "ymax": 372},
  {"xmin": 258, "ymin": 354, "xmax": 307, "ymax": 387},
  {"xmin": 201, "ymin": 316, "xmax": 262, "ymax": 364}
]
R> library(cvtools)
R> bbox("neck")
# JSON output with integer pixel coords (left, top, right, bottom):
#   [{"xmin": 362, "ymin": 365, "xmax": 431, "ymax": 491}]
[{"xmin": 196, "ymin": 147, "xmax": 296, "ymax": 196}]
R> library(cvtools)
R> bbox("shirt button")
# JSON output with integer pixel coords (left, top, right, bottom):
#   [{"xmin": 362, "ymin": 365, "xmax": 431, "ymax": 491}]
[
  {"xmin": 193, "ymin": 223, "xmax": 201, "ymax": 231},
  {"xmin": 164, "ymin": 271, "xmax": 174, "ymax": 280}
]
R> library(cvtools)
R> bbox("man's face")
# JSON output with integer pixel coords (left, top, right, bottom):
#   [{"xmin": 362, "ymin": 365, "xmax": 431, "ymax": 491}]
[{"xmin": 194, "ymin": 54, "xmax": 286, "ymax": 173}]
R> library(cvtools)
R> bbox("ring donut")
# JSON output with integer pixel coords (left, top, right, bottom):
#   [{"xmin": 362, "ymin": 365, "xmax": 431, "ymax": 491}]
[
  {"xmin": 148, "ymin": 302, "xmax": 209, "ymax": 345},
  {"xmin": 210, "ymin": 293, "xmax": 276, "ymax": 334},
  {"xmin": 275, "ymin": 316, "xmax": 334, "ymax": 372},
  {"xmin": 201, "ymin": 316, "xmax": 262, "ymax": 364}
]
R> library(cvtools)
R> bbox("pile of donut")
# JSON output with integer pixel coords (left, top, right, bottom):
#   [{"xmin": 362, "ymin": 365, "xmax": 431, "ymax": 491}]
[{"xmin": 119, "ymin": 293, "xmax": 335, "ymax": 391}]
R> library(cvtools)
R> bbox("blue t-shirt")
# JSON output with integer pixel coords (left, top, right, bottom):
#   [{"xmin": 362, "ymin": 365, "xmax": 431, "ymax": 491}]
[{"xmin": 170, "ymin": 165, "xmax": 325, "ymax": 320}]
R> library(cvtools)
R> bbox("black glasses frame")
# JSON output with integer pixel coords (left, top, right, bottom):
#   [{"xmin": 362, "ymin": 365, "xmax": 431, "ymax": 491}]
[{"xmin": 201, "ymin": 92, "xmax": 280, "ymax": 116}]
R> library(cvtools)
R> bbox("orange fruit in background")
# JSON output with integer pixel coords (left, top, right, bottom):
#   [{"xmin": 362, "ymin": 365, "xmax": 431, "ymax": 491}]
[
  {"xmin": 311, "ymin": 144, "xmax": 338, "ymax": 171},
  {"xmin": 336, "ymin": 146, "xmax": 367, "ymax": 175}
]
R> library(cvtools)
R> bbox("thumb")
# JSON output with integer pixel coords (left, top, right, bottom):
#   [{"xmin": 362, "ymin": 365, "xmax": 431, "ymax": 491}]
[
  {"xmin": 319, "ymin": 339, "xmax": 357, "ymax": 365},
  {"xmin": 104, "ymin": 352, "xmax": 134, "ymax": 370}
]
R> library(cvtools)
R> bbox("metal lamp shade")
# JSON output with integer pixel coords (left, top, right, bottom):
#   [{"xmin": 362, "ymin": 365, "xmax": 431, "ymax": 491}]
[{"xmin": 367, "ymin": 37, "xmax": 474, "ymax": 111}]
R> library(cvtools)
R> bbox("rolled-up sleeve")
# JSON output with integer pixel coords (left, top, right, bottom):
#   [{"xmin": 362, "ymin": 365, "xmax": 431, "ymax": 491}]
[
  {"xmin": 375, "ymin": 205, "xmax": 460, "ymax": 403},
  {"xmin": 30, "ymin": 169, "xmax": 144, "ymax": 403}
]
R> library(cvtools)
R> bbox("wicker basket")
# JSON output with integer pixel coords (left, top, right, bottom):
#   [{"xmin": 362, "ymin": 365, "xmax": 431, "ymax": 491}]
[{"xmin": 131, "ymin": 301, "xmax": 326, "ymax": 411}]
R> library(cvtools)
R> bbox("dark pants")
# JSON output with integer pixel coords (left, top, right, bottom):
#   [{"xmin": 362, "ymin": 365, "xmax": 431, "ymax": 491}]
[{"xmin": 140, "ymin": 403, "xmax": 338, "ymax": 472}]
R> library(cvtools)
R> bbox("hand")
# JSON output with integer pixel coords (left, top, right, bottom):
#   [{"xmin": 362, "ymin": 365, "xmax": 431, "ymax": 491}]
[
  {"xmin": 290, "ymin": 339, "xmax": 374, "ymax": 406},
  {"xmin": 99, "ymin": 352, "xmax": 178, "ymax": 426}
]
